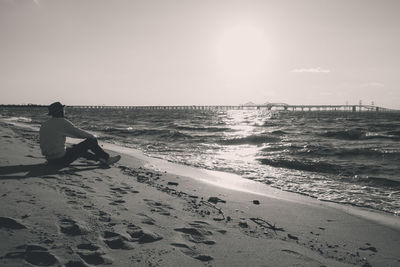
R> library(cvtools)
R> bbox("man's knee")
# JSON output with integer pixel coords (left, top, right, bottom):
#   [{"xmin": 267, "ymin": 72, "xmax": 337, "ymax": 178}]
[
  {"xmin": 74, "ymin": 138, "xmax": 98, "ymax": 151},
  {"xmin": 84, "ymin": 138, "xmax": 98, "ymax": 145}
]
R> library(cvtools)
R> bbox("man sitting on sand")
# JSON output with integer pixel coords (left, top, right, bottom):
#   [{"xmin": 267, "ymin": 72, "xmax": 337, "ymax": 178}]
[{"xmin": 40, "ymin": 102, "xmax": 120, "ymax": 166}]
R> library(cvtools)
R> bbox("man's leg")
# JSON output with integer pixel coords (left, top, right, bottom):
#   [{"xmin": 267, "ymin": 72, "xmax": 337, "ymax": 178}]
[
  {"xmin": 64, "ymin": 138, "xmax": 109, "ymax": 165},
  {"xmin": 81, "ymin": 151, "xmax": 98, "ymax": 161}
]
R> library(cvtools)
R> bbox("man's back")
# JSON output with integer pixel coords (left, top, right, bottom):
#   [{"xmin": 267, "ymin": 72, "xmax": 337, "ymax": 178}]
[
  {"xmin": 40, "ymin": 118, "xmax": 68, "ymax": 159},
  {"xmin": 40, "ymin": 117, "xmax": 94, "ymax": 159}
]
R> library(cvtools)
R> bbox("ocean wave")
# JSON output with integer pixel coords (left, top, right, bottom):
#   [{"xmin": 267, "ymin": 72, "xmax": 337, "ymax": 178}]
[
  {"xmin": 103, "ymin": 127, "xmax": 193, "ymax": 141},
  {"xmin": 3, "ymin": 116, "xmax": 32, "ymax": 123},
  {"xmin": 160, "ymin": 131, "xmax": 193, "ymax": 140},
  {"xmin": 319, "ymin": 129, "xmax": 400, "ymax": 141},
  {"xmin": 295, "ymin": 146, "xmax": 400, "ymax": 160},
  {"xmin": 219, "ymin": 135, "xmax": 280, "ymax": 146},
  {"xmin": 104, "ymin": 127, "xmax": 168, "ymax": 136},
  {"xmin": 364, "ymin": 132, "xmax": 400, "ymax": 140},
  {"xmin": 345, "ymin": 118, "xmax": 362, "ymax": 122},
  {"xmin": 386, "ymin": 130, "xmax": 400, "ymax": 137},
  {"xmin": 261, "ymin": 146, "xmax": 287, "ymax": 152},
  {"xmin": 270, "ymin": 130, "xmax": 287, "ymax": 135},
  {"xmin": 351, "ymin": 176, "xmax": 400, "ymax": 188},
  {"xmin": 262, "ymin": 157, "xmax": 399, "ymax": 180},
  {"xmin": 261, "ymin": 121, "xmax": 279, "ymax": 127},
  {"xmin": 174, "ymin": 125, "xmax": 232, "ymax": 132},
  {"xmin": 261, "ymin": 144, "xmax": 303, "ymax": 152},
  {"xmin": 319, "ymin": 129, "xmax": 365, "ymax": 140},
  {"xmin": 335, "ymin": 148, "xmax": 400, "ymax": 159},
  {"xmin": 257, "ymin": 157, "xmax": 340, "ymax": 174}
]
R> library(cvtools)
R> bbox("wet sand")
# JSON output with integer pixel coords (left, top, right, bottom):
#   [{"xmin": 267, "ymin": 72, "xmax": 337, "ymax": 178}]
[{"xmin": 0, "ymin": 122, "xmax": 399, "ymax": 266}]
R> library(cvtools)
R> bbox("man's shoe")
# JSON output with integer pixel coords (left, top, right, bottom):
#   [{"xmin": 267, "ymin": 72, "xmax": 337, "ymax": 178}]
[{"xmin": 100, "ymin": 155, "xmax": 121, "ymax": 165}]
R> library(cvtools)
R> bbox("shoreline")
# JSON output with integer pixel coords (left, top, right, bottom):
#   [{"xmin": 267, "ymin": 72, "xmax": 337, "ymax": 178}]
[{"xmin": 1, "ymin": 121, "xmax": 400, "ymax": 266}]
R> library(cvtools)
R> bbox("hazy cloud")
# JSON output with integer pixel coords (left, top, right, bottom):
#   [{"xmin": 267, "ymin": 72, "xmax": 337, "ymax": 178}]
[{"xmin": 291, "ymin": 67, "xmax": 331, "ymax": 73}]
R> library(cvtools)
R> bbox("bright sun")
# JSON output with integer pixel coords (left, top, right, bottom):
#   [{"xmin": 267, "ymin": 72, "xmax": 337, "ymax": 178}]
[{"xmin": 216, "ymin": 24, "xmax": 269, "ymax": 86}]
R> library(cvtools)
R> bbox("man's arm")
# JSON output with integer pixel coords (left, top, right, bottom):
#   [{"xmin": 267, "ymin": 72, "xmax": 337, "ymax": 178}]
[{"xmin": 62, "ymin": 119, "xmax": 96, "ymax": 139}]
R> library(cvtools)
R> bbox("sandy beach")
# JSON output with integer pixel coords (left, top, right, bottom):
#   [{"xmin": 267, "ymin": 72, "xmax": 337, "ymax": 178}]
[{"xmin": 1, "ymin": 121, "xmax": 399, "ymax": 267}]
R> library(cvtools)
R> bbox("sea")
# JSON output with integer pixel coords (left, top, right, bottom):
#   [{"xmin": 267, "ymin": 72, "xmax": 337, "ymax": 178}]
[{"xmin": 1, "ymin": 106, "xmax": 400, "ymax": 216}]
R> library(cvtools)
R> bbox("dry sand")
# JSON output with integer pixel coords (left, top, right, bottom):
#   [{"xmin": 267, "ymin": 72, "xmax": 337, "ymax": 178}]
[{"xmin": 0, "ymin": 121, "xmax": 399, "ymax": 267}]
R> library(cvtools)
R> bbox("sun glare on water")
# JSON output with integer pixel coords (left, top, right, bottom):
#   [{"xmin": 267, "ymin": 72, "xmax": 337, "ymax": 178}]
[{"xmin": 216, "ymin": 24, "xmax": 270, "ymax": 85}]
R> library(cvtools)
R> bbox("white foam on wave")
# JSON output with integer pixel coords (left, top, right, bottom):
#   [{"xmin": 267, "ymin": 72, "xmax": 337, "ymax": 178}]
[
  {"xmin": 3, "ymin": 116, "xmax": 32, "ymax": 123},
  {"xmin": 0, "ymin": 117, "xmax": 38, "ymax": 131}
]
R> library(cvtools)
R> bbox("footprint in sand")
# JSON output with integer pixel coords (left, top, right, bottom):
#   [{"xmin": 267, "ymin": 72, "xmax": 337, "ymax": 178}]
[
  {"xmin": 65, "ymin": 260, "xmax": 89, "ymax": 267},
  {"xmin": 83, "ymin": 204, "xmax": 94, "ymax": 210},
  {"xmin": 0, "ymin": 217, "xmax": 27, "ymax": 230},
  {"xmin": 144, "ymin": 199, "xmax": 173, "ymax": 216},
  {"xmin": 170, "ymin": 243, "xmax": 214, "ymax": 262},
  {"xmin": 2, "ymin": 244, "xmax": 58, "ymax": 266},
  {"xmin": 126, "ymin": 224, "xmax": 163, "ymax": 244},
  {"xmin": 67, "ymin": 200, "xmax": 79, "ymax": 205},
  {"xmin": 109, "ymin": 199, "xmax": 126, "ymax": 206},
  {"xmin": 77, "ymin": 251, "xmax": 111, "ymax": 266},
  {"xmin": 281, "ymin": 249, "xmax": 323, "ymax": 265},
  {"xmin": 98, "ymin": 211, "xmax": 112, "ymax": 223},
  {"xmin": 170, "ymin": 243, "xmax": 192, "ymax": 249},
  {"xmin": 77, "ymin": 243, "xmax": 100, "ymax": 251},
  {"xmin": 75, "ymin": 242, "xmax": 112, "ymax": 265},
  {"xmin": 359, "ymin": 246, "xmax": 378, "ymax": 253},
  {"xmin": 109, "ymin": 186, "xmax": 128, "ymax": 195},
  {"xmin": 102, "ymin": 230, "xmax": 133, "ymax": 249},
  {"xmin": 62, "ymin": 187, "xmax": 87, "ymax": 199},
  {"xmin": 59, "ymin": 218, "xmax": 86, "ymax": 236},
  {"xmin": 137, "ymin": 213, "xmax": 156, "ymax": 225},
  {"xmin": 110, "ymin": 185, "xmax": 140, "ymax": 195},
  {"xmin": 174, "ymin": 222, "xmax": 216, "ymax": 245}
]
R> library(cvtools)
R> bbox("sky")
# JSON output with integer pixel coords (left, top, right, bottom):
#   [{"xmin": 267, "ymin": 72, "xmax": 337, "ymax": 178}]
[{"xmin": 0, "ymin": 0, "xmax": 399, "ymax": 108}]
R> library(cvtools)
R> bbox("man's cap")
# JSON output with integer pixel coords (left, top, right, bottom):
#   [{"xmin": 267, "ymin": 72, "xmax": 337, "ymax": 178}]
[{"xmin": 48, "ymin": 102, "xmax": 65, "ymax": 115}]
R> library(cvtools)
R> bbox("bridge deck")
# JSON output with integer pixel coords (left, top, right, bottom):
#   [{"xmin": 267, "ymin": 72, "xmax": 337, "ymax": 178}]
[
  {"xmin": 66, "ymin": 104, "xmax": 393, "ymax": 112},
  {"xmin": 0, "ymin": 104, "xmax": 395, "ymax": 112}
]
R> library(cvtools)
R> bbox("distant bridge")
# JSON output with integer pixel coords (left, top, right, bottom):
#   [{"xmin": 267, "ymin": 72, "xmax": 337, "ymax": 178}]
[
  {"xmin": 0, "ymin": 104, "xmax": 396, "ymax": 112},
  {"xmin": 67, "ymin": 104, "xmax": 394, "ymax": 112}
]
